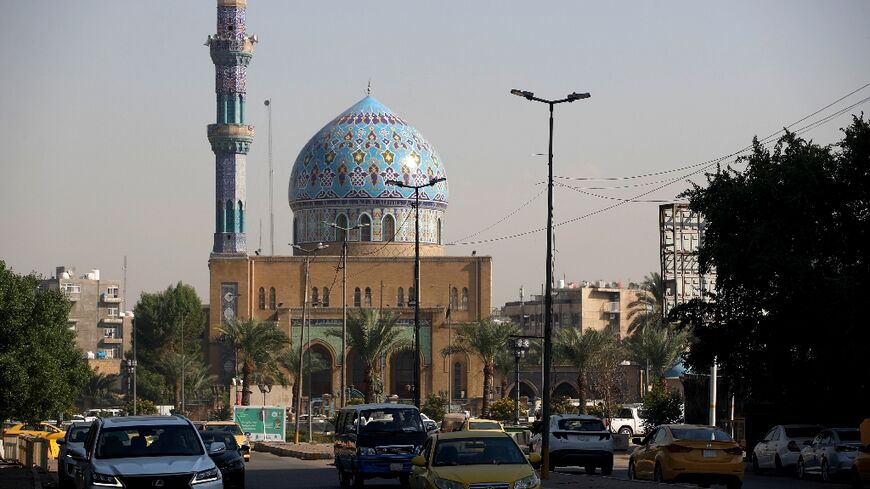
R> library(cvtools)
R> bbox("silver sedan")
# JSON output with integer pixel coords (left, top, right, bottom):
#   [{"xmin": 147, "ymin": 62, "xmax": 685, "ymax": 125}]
[
  {"xmin": 751, "ymin": 424, "xmax": 821, "ymax": 474},
  {"xmin": 798, "ymin": 427, "xmax": 862, "ymax": 482}
]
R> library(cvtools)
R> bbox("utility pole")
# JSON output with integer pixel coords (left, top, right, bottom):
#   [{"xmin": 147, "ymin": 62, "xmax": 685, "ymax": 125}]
[{"xmin": 265, "ymin": 99, "xmax": 274, "ymax": 255}]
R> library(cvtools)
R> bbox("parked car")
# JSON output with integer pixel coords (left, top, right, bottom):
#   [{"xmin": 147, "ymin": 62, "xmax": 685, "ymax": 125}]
[
  {"xmin": 751, "ymin": 424, "xmax": 822, "ymax": 474},
  {"xmin": 419, "ymin": 414, "xmax": 438, "ymax": 434},
  {"xmin": 628, "ymin": 424, "xmax": 744, "ymax": 489},
  {"xmin": 529, "ymin": 414, "xmax": 614, "ymax": 474},
  {"xmin": 200, "ymin": 430, "xmax": 245, "ymax": 489},
  {"xmin": 201, "ymin": 421, "xmax": 251, "ymax": 461},
  {"xmin": 3, "ymin": 422, "xmax": 66, "ymax": 459},
  {"xmin": 57, "ymin": 422, "xmax": 92, "ymax": 489},
  {"xmin": 798, "ymin": 427, "xmax": 862, "ymax": 482},
  {"xmin": 408, "ymin": 431, "xmax": 542, "ymax": 489},
  {"xmin": 609, "ymin": 404, "xmax": 646, "ymax": 436},
  {"xmin": 462, "ymin": 418, "xmax": 504, "ymax": 432},
  {"xmin": 851, "ymin": 419, "xmax": 870, "ymax": 488},
  {"xmin": 68, "ymin": 415, "xmax": 223, "ymax": 489},
  {"xmin": 440, "ymin": 412, "xmax": 467, "ymax": 433},
  {"xmin": 333, "ymin": 403, "xmax": 427, "ymax": 486}
]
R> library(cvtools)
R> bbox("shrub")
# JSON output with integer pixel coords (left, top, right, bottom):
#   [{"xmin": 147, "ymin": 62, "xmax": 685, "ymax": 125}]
[
  {"xmin": 488, "ymin": 397, "xmax": 516, "ymax": 422},
  {"xmin": 122, "ymin": 398, "xmax": 157, "ymax": 415},
  {"xmin": 551, "ymin": 396, "xmax": 576, "ymax": 415},
  {"xmin": 421, "ymin": 394, "xmax": 446, "ymax": 422},
  {"xmin": 640, "ymin": 384, "xmax": 683, "ymax": 431}
]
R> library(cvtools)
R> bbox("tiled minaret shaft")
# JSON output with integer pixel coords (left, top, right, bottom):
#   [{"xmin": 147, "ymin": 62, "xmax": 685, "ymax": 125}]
[{"xmin": 207, "ymin": 0, "xmax": 255, "ymax": 254}]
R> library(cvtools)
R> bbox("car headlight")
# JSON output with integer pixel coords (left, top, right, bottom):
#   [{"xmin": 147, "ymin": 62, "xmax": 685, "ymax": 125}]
[
  {"xmin": 192, "ymin": 468, "xmax": 220, "ymax": 484},
  {"xmin": 514, "ymin": 473, "xmax": 540, "ymax": 489},
  {"xmin": 358, "ymin": 447, "xmax": 377, "ymax": 456},
  {"xmin": 433, "ymin": 477, "xmax": 465, "ymax": 489},
  {"xmin": 91, "ymin": 473, "xmax": 122, "ymax": 487}
]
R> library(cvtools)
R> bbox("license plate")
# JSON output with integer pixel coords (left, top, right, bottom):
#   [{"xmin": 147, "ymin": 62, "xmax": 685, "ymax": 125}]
[
  {"xmin": 389, "ymin": 463, "xmax": 403, "ymax": 471},
  {"xmin": 702, "ymin": 449, "xmax": 717, "ymax": 458}
]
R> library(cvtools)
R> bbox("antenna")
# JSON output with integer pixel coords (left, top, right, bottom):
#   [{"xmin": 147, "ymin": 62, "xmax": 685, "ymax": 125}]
[
  {"xmin": 265, "ymin": 99, "xmax": 274, "ymax": 255},
  {"xmin": 259, "ymin": 218, "xmax": 263, "ymax": 252},
  {"xmin": 122, "ymin": 256, "xmax": 127, "ymax": 313},
  {"xmin": 367, "ymin": 79, "xmax": 372, "ymax": 96}
]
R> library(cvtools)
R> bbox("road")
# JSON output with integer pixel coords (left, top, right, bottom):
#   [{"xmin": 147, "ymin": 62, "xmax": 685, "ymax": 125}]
[{"xmin": 245, "ymin": 451, "xmax": 851, "ymax": 489}]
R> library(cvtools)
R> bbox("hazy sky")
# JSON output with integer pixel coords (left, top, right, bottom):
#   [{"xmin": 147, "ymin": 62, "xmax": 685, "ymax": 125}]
[{"xmin": 2, "ymin": 1, "xmax": 868, "ymax": 308}]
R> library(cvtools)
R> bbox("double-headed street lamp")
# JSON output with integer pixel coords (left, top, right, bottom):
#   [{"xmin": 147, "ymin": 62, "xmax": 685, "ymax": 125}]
[
  {"xmin": 291, "ymin": 242, "xmax": 328, "ymax": 443},
  {"xmin": 385, "ymin": 174, "xmax": 446, "ymax": 409},
  {"xmin": 510, "ymin": 338, "xmax": 530, "ymax": 425},
  {"xmin": 511, "ymin": 88, "xmax": 590, "ymax": 478},
  {"xmin": 123, "ymin": 311, "xmax": 137, "ymax": 415},
  {"xmin": 325, "ymin": 221, "xmax": 370, "ymax": 409},
  {"xmin": 257, "ymin": 382, "xmax": 272, "ymax": 406}
]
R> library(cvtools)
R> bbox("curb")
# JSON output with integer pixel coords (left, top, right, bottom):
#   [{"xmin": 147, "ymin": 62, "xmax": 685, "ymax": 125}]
[{"xmin": 254, "ymin": 443, "xmax": 333, "ymax": 461}]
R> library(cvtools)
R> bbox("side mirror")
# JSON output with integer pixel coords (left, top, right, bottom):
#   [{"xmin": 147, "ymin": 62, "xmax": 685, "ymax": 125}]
[
  {"xmin": 411, "ymin": 455, "xmax": 426, "ymax": 467},
  {"xmin": 208, "ymin": 442, "xmax": 227, "ymax": 455},
  {"xmin": 527, "ymin": 453, "xmax": 542, "ymax": 464},
  {"xmin": 244, "ymin": 432, "xmax": 251, "ymax": 437},
  {"xmin": 632, "ymin": 437, "xmax": 643, "ymax": 445},
  {"xmin": 57, "ymin": 438, "xmax": 67, "ymax": 446},
  {"xmin": 68, "ymin": 447, "xmax": 86, "ymax": 461}
]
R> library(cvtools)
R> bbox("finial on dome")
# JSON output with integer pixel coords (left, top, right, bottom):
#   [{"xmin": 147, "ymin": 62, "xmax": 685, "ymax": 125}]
[{"xmin": 367, "ymin": 79, "xmax": 372, "ymax": 96}]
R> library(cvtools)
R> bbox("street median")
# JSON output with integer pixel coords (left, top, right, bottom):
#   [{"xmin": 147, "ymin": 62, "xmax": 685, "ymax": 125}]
[{"xmin": 254, "ymin": 442, "xmax": 333, "ymax": 460}]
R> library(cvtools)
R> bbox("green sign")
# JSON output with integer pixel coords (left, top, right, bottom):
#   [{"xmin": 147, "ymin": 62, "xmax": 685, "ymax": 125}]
[{"xmin": 234, "ymin": 406, "xmax": 286, "ymax": 442}]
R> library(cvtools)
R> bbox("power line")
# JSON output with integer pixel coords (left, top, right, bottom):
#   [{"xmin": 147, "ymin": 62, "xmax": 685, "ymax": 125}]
[{"xmin": 452, "ymin": 188, "xmax": 546, "ymax": 243}]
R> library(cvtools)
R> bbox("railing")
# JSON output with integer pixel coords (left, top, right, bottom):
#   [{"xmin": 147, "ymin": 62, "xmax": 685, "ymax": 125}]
[{"xmin": 2, "ymin": 435, "xmax": 49, "ymax": 471}]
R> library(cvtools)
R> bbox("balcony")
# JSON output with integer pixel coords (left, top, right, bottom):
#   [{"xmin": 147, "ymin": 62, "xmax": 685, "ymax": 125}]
[
  {"xmin": 101, "ymin": 293, "xmax": 121, "ymax": 304},
  {"xmin": 101, "ymin": 337, "xmax": 123, "ymax": 345},
  {"xmin": 101, "ymin": 317, "xmax": 123, "ymax": 324},
  {"xmin": 64, "ymin": 292, "xmax": 80, "ymax": 302},
  {"xmin": 603, "ymin": 302, "xmax": 621, "ymax": 314}
]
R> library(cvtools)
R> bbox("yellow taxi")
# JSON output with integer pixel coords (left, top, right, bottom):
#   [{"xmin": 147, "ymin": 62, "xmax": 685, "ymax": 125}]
[
  {"xmin": 202, "ymin": 421, "xmax": 251, "ymax": 461},
  {"xmin": 462, "ymin": 418, "xmax": 504, "ymax": 432},
  {"xmin": 628, "ymin": 424, "xmax": 744, "ymax": 489},
  {"xmin": 409, "ymin": 431, "xmax": 541, "ymax": 489},
  {"xmin": 2, "ymin": 422, "xmax": 66, "ymax": 459},
  {"xmin": 852, "ymin": 418, "xmax": 870, "ymax": 488}
]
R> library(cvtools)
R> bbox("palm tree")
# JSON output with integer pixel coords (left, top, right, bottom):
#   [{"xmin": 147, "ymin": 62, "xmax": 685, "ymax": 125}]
[
  {"xmin": 160, "ymin": 352, "xmax": 200, "ymax": 407},
  {"xmin": 80, "ymin": 371, "xmax": 121, "ymax": 409},
  {"xmin": 218, "ymin": 318, "xmax": 290, "ymax": 405},
  {"xmin": 624, "ymin": 324, "xmax": 688, "ymax": 389},
  {"xmin": 278, "ymin": 346, "xmax": 331, "ymax": 407},
  {"xmin": 448, "ymin": 319, "xmax": 518, "ymax": 417},
  {"xmin": 493, "ymin": 349, "xmax": 514, "ymax": 399},
  {"xmin": 553, "ymin": 328, "xmax": 609, "ymax": 414},
  {"xmin": 626, "ymin": 272, "xmax": 665, "ymax": 335},
  {"xmin": 326, "ymin": 309, "xmax": 410, "ymax": 403}
]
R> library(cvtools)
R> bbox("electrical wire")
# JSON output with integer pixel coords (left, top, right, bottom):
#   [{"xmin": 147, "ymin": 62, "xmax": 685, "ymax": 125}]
[{"xmin": 451, "ymin": 188, "xmax": 546, "ymax": 243}]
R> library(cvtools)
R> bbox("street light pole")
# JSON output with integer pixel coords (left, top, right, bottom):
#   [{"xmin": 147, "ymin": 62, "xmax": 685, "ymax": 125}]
[
  {"xmin": 510, "ymin": 88, "xmax": 589, "ymax": 479},
  {"xmin": 385, "ymin": 175, "xmax": 446, "ymax": 409},
  {"xmin": 326, "ymin": 221, "xmax": 369, "ymax": 409},
  {"xmin": 511, "ymin": 338, "xmax": 529, "ymax": 425}
]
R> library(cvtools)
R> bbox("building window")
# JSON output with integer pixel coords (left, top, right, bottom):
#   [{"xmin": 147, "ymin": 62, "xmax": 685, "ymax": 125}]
[
  {"xmin": 312, "ymin": 287, "xmax": 319, "ymax": 306},
  {"xmin": 383, "ymin": 214, "xmax": 396, "ymax": 242},
  {"xmin": 364, "ymin": 287, "xmax": 372, "ymax": 307},
  {"xmin": 106, "ymin": 286, "xmax": 119, "ymax": 298},
  {"xmin": 437, "ymin": 218, "xmax": 442, "ymax": 245},
  {"xmin": 354, "ymin": 288, "xmax": 361, "ymax": 307},
  {"xmin": 238, "ymin": 200, "xmax": 244, "ymax": 233},
  {"xmin": 292, "ymin": 217, "xmax": 298, "ymax": 244},
  {"xmin": 453, "ymin": 362, "xmax": 464, "ymax": 399},
  {"xmin": 61, "ymin": 283, "xmax": 81, "ymax": 294},
  {"xmin": 225, "ymin": 200, "xmax": 234, "ymax": 233},
  {"xmin": 269, "ymin": 287, "xmax": 276, "ymax": 310},
  {"xmin": 258, "ymin": 287, "xmax": 265, "ymax": 310},
  {"xmin": 323, "ymin": 287, "xmax": 330, "ymax": 307},
  {"xmin": 68, "ymin": 322, "xmax": 76, "ymax": 332},
  {"xmin": 409, "ymin": 287, "xmax": 415, "ymax": 306},
  {"xmin": 450, "ymin": 287, "xmax": 459, "ymax": 310},
  {"xmin": 397, "ymin": 287, "xmax": 404, "ymax": 307},
  {"xmin": 336, "ymin": 214, "xmax": 348, "ymax": 242},
  {"xmin": 107, "ymin": 307, "xmax": 119, "ymax": 318},
  {"xmin": 461, "ymin": 288, "xmax": 469, "ymax": 310},
  {"xmin": 104, "ymin": 327, "xmax": 117, "ymax": 338},
  {"xmin": 360, "ymin": 214, "xmax": 372, "ymax": 241}
]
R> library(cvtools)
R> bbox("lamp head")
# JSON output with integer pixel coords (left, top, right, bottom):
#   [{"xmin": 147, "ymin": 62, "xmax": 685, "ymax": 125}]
[
  {"xmin": 429, "ymin": 177, "xmax": 446, "ymax": 185},
  {"xmin": 385, "ymin": 179, "xmax": 403, "ymax": 187},
  {"xmin": 567, "ymin": 92, "xmax": 591, "ymax": 102},
  {"xmin": 511, "ymin": 89, "xmax": 534, "ymax": 100}
]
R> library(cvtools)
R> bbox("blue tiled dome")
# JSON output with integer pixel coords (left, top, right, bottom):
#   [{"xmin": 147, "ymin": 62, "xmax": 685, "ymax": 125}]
[{"xmin": 289, "ymin": 96, "xmax": 448, "ymax": 209}]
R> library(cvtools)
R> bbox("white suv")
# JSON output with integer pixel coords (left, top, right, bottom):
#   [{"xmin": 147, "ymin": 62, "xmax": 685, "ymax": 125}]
[
  {"xmin": 70, "ymin": 416, "xmax": 224, "ymax": 489},
  {"xmin": 530, "ymin": 414, "xmax": 614, "ymax": 474}
]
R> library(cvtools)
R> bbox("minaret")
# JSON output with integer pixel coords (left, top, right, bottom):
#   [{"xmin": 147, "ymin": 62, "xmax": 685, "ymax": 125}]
[{"xmin": 206, "ymin": 0, "xmax": 256, "ymax": 254}]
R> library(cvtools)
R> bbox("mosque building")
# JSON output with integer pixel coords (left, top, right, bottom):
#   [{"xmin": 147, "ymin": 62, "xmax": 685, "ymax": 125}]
[{"xmin": 204, "ymin": 0, "xmax": 491, "ymax": 411}]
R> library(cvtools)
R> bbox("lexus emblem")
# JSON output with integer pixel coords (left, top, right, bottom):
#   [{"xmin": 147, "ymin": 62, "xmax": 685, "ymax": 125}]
[
  {"xmin": 706, "ymin": 443, "xmax": 712, "ymax": 448},
  {"xmin": 153, "ymin": 480, "xmax": 164, "ymax": 487}
]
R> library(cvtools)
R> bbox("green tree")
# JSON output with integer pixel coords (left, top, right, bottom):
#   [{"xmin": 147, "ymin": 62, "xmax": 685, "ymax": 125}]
[
  {"xmin": 448, "ymin": 319, "xmax": 518, "ymax": 417},
  {"xmin": 587, "ymin": 334, "xmax": 626, "ymax": 418},
  {"xmin": 493, "ymin": 349, "xmax": 515, "ymax": 399},
  {"xmin": 122, "ymin": 398, "xmax": 157, "ymax": 415},
  {"xmin": 79, "ymin": 370, "xmax": 121, "ymax": 409},
  {"xmin": 488, "ymin": 397, "xmax": 516, "ymax": 422},
  {"xmin": 626, "ymin": 273, "xmax": 665, "ymax": 335},
  {"xmin": 639, "ymin": 384, "xmax": 683, "ymax": 431},
  {"xmin": 326, "ymin": 309, "xmax": 410, "ymax": 403},
  {"xmin": 624, "ymin": 325, "xmax": 687, "ymax": 388},
  {"xmin": 673, "ymin": 116, "xmax": 870, "ymax": 424},
  {"xmin": 421, "ymin": 394, "xmax": 447, "ymax": 422},
  {"xmin": 0, "ymin": 262, "xmax": 90, "ymax": 422},
  {"xmin": 278, "ymin": 344, "xmax": 331, "ymax": 408},
  {"xmin": 219, "ymin": 318, "xmax": 290, "ymax": 405},
  {"xmin": 551, "ymin": 396, "xmax": 576, "ymax": 415},
  {"xmin": 553, "ymin": 328, "xmax": 608, "ymax": 414}
]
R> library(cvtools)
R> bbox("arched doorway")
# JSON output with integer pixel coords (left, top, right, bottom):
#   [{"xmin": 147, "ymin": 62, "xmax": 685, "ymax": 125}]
[
  {"xmin": 508, "ymin": 381, "xmax": 537, "ymax": 400},
  {"xmin": 345, "ymin": 349, "xmax": 367, "ymax": 398},
  {"xmin": 302, "ymin": 344, "xmax": 333, "ymax": 398},
  {"xmin": 390, "ymin": 350, "xmax": 416, "ymax": 399},
  {"xmin": 552, "ymin": 381, "xmax": 579, "ymax": 399}
]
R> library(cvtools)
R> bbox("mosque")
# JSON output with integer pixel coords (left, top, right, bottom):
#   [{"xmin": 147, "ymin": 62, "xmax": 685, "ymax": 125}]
[{"xmin": 204, "ymin": 0, "xmax": 491, "ymax": 411}]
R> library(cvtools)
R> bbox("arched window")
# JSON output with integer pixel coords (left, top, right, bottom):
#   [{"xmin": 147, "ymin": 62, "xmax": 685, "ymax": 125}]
[
  {"xmin": 312, "ymin": 287, "xmax": 319, "ymax": 306},
  {"xmin": 336, "ymin": 214, "xmax": 348, "ymax": 242},
  {"xmin": 238, "ymin": 200, "xmax": 244, "ymax": 233},
  {"xmin": 437, "ymin": 218, "xmax": 442, "ymax": 245},
  {"xmin": 292, "ymin": 217, "xmax": 298, "ymax": 244},
  {"xmin": 225, "ymin": 200, "xmax": 234, "ymax": 233},
  {"xmin": 323, "ymin": 287, "xmax": 330, "ymax": 307},
  {"xmin": 461, "ymin": 288, "xmax": 469, "ymax": 310},
  {"xmin": 360, "ymin": 214, "xmax": 372, "ymax": 241},
  {"xmin": 258, "ymin": 287, "xmax": 265, "ymax": 310},
  {"xmin": 397, "ymin": 287, "xmax": 404, "ymax": 307},
  {"xmin": 453, "ymin": 362, "xmax": 465, "ymax": 399},
  {"xmin": 382, "ymin": 214, "xmax": 395, "ymax": 242},
  {"xmin": 409, "ymin": 286, "xmax": 416, "ymax": 306},
  {"xmin": 450, "ymin": 287, "xmax": 459, "ymax": 310},
  {"xmin": 216, "ymin": 201, "xmax": 223, "ymax": 232},
  {"xmin": 364, "ymin": 287, "xmax": 372, "ymax": 307},
  {"xmin": 269, "ymin": 287, "xmax": 276, "ymax": 310},
  {"xmin": 354, "ymin": 288, "xmax": 361, "ymax": 307}
]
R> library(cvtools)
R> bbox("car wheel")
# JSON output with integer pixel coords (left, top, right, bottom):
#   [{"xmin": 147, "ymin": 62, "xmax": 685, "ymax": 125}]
[
  {"xmin": 627, "ymin": 460, "xmax": 636, "ymax": 480},
  {"xmin": 774, "ymin": 454, "xmax": 783, "ymax": 475},
  {"xmin": 584, "ymin": 466, "xmax": 596, "ymax": 475},
  {"xmin": 654, "ymin": 462, "xmax": 666, "ymax": 483},
  {"xmin": 821, "ymin": 459, "xmax": 830, "ymax": 482},
  {"xmin": 752, "ymin": 454, "xmax": 762, "ymax": 475},
  {"xmin": 726, "ymin": 478, "xmax": 743, "ymax": 489},
  {"xmin": 601, "ymin": 458, "xmax": 613, "ymax": 476},
  {"xmin": 618, "ymin": 426, "xmax": 633, "ymax": 436},
  {"xmin": 798, "ymin": 458, "xmax": 806, "ymax": 479}
]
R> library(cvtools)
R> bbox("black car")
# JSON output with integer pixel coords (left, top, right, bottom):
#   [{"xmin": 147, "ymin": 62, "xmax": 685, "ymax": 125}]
[
  {"xmin": 56, "ymin": 421, "xmax": 92, "ymax": 489},
  {"xmin": 200, "ymin": 430, "xmax": 246, "ymax": 489}
]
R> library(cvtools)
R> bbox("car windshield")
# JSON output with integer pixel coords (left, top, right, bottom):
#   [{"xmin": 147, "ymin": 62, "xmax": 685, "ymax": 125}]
[
  {"xmin": 558, "ymin": 419, "xmax": 605, "ymax": 431},
  {"xmin": 200, "ymin": 431, "xmax": 239, "ymax": 450},
  {"xmin": 836, "ymin": 430, "xmax": 860, "ymax": 442},
  {"xmin": 671, "ymin": 428, "xmax": 733, "ymax": 442},
  {"xmin": 433, "ymin": 437, "xmax": 527, "ymax": 466},
  {"xmin": 784, "ymin": 426, "xmax": 821, "ymax": 438},
  {"xmin": 468, "ymin": 421, "xmax": 501, "ymax": 430},
  {"xmin": 205, "ymin": 424, "xmax": 242, "ymax": 435},
  {"xmin": 96, "ymin": 425, "xmax": 204, "ymax": 459},
  {"xmin": 67, "ymin": 425, "xmax": 91, "ymax": 443},
  {"xmin": 358, "ymin": 408, "xmax": 423, "ymax": 433}
]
